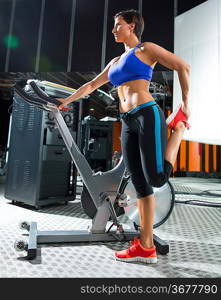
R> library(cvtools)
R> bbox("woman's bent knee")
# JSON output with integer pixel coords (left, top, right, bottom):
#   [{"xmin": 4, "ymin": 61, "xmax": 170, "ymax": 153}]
[
  {"xmin": 149, "ymin": 160, "xmax": 173, "ymax": 187},
  {"xmin": 149, "ymin": 174, "xmax": 168, "ymax": 188}
]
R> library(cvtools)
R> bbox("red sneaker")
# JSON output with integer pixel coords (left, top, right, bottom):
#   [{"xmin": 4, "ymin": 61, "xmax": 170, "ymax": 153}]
[
  {"xmin": 115, "ymin": 238, "xmax": 157, "ymax": 263},
  {"xmin": 166, "ymin": 104, "xmax": 190, "ymax": 130},
  {"xmin": 129, "ymin": 237, "xmax": 139, "ymax": 246}
]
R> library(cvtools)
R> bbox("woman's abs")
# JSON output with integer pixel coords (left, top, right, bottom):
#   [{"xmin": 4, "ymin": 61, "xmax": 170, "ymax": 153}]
[{"xmin": 118, "ymin": 79, "xmax": 155, "ymax": 113}]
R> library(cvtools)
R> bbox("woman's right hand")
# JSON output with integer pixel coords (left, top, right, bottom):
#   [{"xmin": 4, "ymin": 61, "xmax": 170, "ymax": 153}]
[{"xmin": 56, "ymin": 98, "xmax": 69, "ymax": 110}]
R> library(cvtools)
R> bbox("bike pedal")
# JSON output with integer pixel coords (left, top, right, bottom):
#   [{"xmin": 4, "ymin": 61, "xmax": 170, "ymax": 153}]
[
  {"xmin": 133, "ymin": 222, "xmax": 141, "ymax": 231},
  {"xmin": 118, "ymin": 193, "xmax": 130, "ymax": 207}
]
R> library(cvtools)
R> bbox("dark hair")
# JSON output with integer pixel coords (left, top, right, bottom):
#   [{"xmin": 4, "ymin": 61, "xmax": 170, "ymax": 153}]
[{"xmin": 114, "ymin": 9, "xmax": 144, "ymax": 40}]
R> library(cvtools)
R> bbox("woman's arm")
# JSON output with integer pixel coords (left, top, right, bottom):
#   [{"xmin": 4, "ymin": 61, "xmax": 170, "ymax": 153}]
[
  {"xmin": 58, "ymin": 58, "xmax": 116, "ymax": 109},
  {"xmin": 144, "ymin": 42, "xmax": 191, "ymax": 117}
]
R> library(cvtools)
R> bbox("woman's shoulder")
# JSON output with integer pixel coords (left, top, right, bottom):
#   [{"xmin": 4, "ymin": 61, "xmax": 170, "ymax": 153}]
[
  {"xmin": 141, "ymin": 42, "xmax": 167, "ymax": 53},
  {"xmin": 112, "ymin": 56, "xmax": 121, "ymax": 62},
  {"xmin": 109, "ymin": 56, "xmax": 121, "ymax": 66},
  {"xmin": 141, "ymin": 42, "xmax": 159, "ymax": 49},
  {"xmin": 140, "ymin": 42, "xmax": 164, "ymax": 58},
  {"xmin": 138, "ymin": 42, "xmax": 160, "ymax": 64}
]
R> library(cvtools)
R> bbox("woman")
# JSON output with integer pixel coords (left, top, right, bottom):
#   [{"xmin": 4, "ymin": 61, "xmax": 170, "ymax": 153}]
[{"xmin": 58, "ymin": 9, "xmax": 190, "ymax": 264}]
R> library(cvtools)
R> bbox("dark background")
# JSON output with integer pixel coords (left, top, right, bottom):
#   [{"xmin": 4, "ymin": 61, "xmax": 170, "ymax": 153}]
[
  {"xmin": 0, "ymin": 0, "xmax": 207, "ymax": 72},
  {"xmin": 0, "ymin": 0, "xmax": 207, "ymax": 148}
]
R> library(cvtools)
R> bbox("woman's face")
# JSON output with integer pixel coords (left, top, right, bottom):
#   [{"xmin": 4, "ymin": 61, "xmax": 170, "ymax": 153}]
[{"xmin": 112, "ymin": 16, "xmax": 134, "ymax": 43}]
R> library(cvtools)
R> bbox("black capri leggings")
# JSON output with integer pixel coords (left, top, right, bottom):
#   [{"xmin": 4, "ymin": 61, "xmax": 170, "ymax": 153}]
[{"xmin": 120, "ymin": 101, "xmax": 173, "ymax": 198}]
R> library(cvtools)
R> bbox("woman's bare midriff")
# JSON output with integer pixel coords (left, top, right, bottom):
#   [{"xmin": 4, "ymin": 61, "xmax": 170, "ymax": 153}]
[{"xmin": 118, "ymin": 79, "xmax": 155, "ymax": 113}]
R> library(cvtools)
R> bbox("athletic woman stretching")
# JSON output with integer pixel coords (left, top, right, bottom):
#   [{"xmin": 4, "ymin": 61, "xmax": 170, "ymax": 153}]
[{"xmin": 58, "ymin": 9, "xmax": 190, "ymax": 264}]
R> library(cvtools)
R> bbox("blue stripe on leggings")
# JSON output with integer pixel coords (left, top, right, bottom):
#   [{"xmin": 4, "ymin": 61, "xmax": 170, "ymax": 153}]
[{"xmin": 152, "ymin": 105, "xmax": 163, "ymax": 173}]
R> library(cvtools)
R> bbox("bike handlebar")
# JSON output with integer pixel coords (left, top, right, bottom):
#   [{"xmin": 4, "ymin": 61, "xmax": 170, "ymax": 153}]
[
  {"xmin": 14, "ymin": 85, "xmax": 48, "ymax": 108},
  {"xmin": 29, "ymin": 81, "xmax": 61, "ymax": 106},
  {"xmin": 14, "ymin": 82, "xmax": 68, "ymax": 111}
]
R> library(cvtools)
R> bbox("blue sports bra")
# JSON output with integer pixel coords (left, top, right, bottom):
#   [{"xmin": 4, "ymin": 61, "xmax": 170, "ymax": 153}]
[{"xmin": 108, "ymin": 42, "xmax": 153, "ymax": 86}]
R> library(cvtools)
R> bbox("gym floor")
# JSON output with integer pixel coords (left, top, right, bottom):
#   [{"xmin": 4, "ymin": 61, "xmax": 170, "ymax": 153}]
[{"xmin": 0, "ymin": 175, "xmax": 221, "ymax": 278}]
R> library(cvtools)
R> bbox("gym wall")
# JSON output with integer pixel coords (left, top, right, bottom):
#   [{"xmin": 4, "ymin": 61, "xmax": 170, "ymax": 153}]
[{"xmin": 173, "ymin": 0, "xmax": 221, "ymax": 145}]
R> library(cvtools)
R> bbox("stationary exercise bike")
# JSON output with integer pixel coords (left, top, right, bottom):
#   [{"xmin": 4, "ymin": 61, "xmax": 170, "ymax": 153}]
[{"xmin": 13, "ymin": 80, "xmax": 175, "ymax": 260}]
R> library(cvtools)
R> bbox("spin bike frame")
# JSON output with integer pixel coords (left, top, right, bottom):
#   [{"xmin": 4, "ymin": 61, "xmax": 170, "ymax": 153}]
[{"xmin": 14, "ymin": 81, "xmax": 169, "ymax": 260}]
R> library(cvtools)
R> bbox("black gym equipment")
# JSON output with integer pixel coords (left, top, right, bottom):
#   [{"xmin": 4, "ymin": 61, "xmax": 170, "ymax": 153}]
[
  {"xmin": 13, "ymin": 80, "xmax": 175, "ymax": 260},
  {"xmin": 5, "ymin": 83, "xmax": 80, "ymax": 208}
]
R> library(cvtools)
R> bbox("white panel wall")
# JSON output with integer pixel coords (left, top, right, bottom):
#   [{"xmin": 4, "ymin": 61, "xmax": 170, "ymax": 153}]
[{"xmin": 173, "ymin": 0, "xmax": 221, "ymax": 145}]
